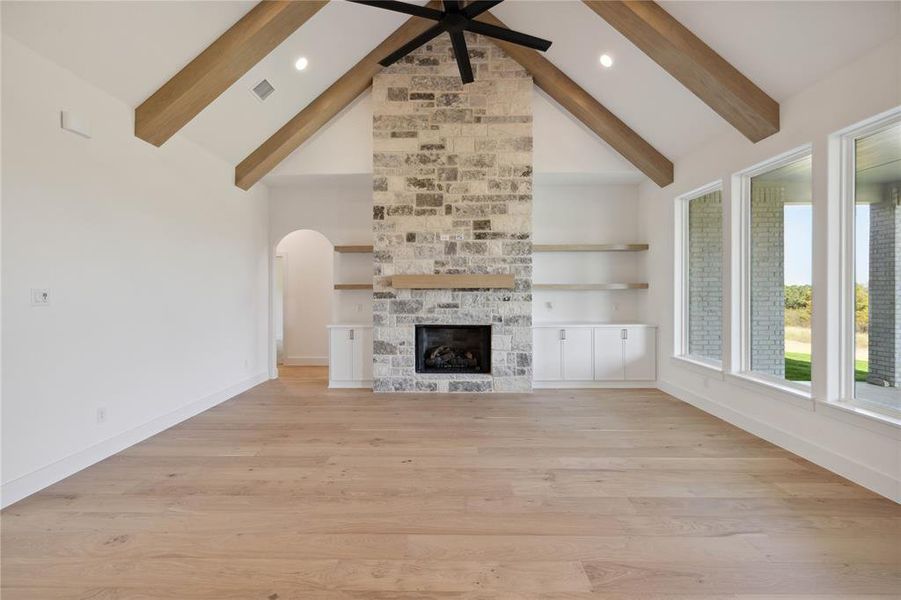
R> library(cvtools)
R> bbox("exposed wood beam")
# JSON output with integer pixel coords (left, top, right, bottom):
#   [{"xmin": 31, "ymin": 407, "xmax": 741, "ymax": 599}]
[
  {"xmin": 135, "ymin": 1, "xmax": 327, "ymax": 147},
  {"xmin": 474, "ymin": 10, "xmax": 673, "ymax": 187},
  {"xmin": 236, "ymin": 3, "xmax": 674, "ymax": 189},
  {"xmin": 235, "ymin": 3, "xmax": 443, "ymax": 190},
  {"xmin": 582, "ymin": 0, "xmax": 779, "ymax": 142}
]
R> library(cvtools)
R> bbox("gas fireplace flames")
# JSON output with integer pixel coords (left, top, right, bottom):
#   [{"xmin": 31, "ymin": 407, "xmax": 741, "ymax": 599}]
[{"xmin": 425, "ymin": 344, "xmax": 480, "ymax": 369}]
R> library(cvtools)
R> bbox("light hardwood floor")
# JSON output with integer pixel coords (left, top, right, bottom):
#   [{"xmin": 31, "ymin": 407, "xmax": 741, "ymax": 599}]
[{"xmin": 2, "ymin": 366, "xmax": 898, "ymax": 599}]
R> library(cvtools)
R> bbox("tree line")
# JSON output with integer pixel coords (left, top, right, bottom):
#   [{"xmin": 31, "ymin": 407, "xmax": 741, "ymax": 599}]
[{"xmin": 785, "ymin": 284, "xmax": 868, "ymax": 332}]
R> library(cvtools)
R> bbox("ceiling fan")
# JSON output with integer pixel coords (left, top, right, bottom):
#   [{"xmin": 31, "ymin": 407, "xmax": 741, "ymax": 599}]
[{"xmin": 347, "ymin": 0, "xmax": 552, "ymax": 84}]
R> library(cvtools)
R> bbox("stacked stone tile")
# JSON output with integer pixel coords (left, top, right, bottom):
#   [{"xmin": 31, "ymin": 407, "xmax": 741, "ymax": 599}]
[{"xmin": 371, "ymin": 32, "xmax": 533, "ymax": 392}]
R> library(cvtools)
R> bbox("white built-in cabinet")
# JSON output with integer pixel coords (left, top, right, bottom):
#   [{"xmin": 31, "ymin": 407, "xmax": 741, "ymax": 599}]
[
  {"xmin": 532, "ymin": 324, "xmax": 656, "ymax": 387},
  {"xmin": 328, "ymin": 325, "xmax": 373, "ymax": 388}
]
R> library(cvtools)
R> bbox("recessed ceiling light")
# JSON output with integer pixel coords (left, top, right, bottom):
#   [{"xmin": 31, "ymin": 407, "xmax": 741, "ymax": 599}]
[
  {"xmin": 295, "ymin": 56, "xmax": 309, "ymax": 71},
  {"xmin": 599, "ymin": 54, "xmax": 614, "ymax": 68}
]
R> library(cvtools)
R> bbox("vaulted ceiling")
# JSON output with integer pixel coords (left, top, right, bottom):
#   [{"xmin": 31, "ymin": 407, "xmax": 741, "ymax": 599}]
[{"xmin": 3, "ymin": 0, "xmax": 898, "ymax": 186}]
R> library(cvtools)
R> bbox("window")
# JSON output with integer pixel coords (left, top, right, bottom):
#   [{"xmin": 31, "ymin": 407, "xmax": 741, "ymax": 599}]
[
  {"xmin": 676, "ymin": 185, "xmax": 723, "ymax": 365},
  {"xmin": 840, "ymin": 113, "xmax": 900, "ymax": 416},
  {"xmin": 739, "ymin": 148, "xmax": 813, "ymax": 389}
]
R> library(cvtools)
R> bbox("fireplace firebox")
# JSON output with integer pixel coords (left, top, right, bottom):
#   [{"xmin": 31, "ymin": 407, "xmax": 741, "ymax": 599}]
[{"xmin": 415, "ymin": 325, "xmax": 491, "ymax": 374}]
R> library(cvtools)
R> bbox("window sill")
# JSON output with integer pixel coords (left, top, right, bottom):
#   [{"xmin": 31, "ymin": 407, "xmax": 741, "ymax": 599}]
[
  {"xmin": 818, "ymin": 400, "xmax": 901, "ymax": 438},
  {"xmin": 724, "ymin": 372, "xmax": 815, "ymax": 411},
  {"xmin": 671, "ymin": 355, "xmax": 724, "ymax": 379}
]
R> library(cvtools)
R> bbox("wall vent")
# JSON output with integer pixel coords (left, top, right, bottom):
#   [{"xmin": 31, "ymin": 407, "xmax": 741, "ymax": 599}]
[{"xmin": 251, "ymin": 79, "xmax": 275, "ymax": 102}]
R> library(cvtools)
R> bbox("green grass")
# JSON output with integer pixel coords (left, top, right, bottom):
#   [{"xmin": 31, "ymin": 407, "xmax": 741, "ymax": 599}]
[{"xmin": 784, "ymin": 352, "xmax": 868, "ymax": 382}]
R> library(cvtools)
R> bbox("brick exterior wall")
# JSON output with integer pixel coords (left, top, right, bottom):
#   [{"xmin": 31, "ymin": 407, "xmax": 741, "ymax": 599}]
[
  {"xmin": 749, "ymin": 185, "xmax": 785, "ymax": 377},
  {"xmin": 867, "ymin": 183, "xmax": 901, "ymax": 387},
  {"xmin": 687, "ymin": 191, "xmax": 723, "ymax": 361},
  {"xmin": 371, "ymin": 33, "xmax": 533, "ymax": 393}
]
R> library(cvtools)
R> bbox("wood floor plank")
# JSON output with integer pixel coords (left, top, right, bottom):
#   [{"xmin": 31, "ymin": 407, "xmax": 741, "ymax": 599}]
[
  {"xmin": 2, "ymin": 366, "xmax": 897, "ymax": 599},
  {"xmin": 581, "ymin": 561, "xmax": 899, "ymax": 594}
]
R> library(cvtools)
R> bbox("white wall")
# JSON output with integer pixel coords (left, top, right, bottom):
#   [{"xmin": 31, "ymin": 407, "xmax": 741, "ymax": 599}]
[
  {"xmin": 533, "ymin": 182, "xmax": 647, "ymax": 324},
  {"xmin": 1, "ymin": 36, "xmax": 270, "ymax": 507},
  {"xmin": 266, "ymin": 93, "xmax": 374, "ymax": 183},
  {"xmin": 640, "ymin": 36, "xmax": 901, "ymax": 501},
  {"xmin": 532, "ymin": 91, "xmax": 642, "ymax": 182},
  {"xmin": 275, "ymin": 230, "xmax": 333, "ymax": 366}
]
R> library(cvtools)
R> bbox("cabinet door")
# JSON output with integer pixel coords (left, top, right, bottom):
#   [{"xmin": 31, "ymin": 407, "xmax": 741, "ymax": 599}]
[
  {"xmin": 562, "ymin": 328, "xmax": 593, "ymax": 380},
  {"xmin": 351, "ymin": 328, "xmax": 373, "ymax": 381},
  {"xmin": 624, "ymin": 327, "xmax": 656, "ymax": 381},
  {"xmin": 329, "ymin": 328, "xmax": 353, "ymax": 381},
  {"xmin": 533, "ymin": 328, "xmax": 563, "ymax": 381},
  {"xmin": 593, "ymin": 327, "xmax": 625, "ymax": 381}
]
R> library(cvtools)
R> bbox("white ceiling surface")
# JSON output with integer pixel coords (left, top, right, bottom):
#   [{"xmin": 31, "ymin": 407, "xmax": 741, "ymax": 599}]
[
  {"xmin": 3, "ymin": 1, "xmax": 899, "ymax": 184},
  {"xmin": 661, "ymin": 0, "xmax": 900, "ymax": 102},
  {"xmin": 0, "ymin": 1, "xmax": 256, "ymax": 107}
]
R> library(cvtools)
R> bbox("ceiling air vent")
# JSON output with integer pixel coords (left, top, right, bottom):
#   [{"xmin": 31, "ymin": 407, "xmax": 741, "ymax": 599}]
[{"xmin": 251, "ymin": 79, "xmax": 275, "ymax": 102}]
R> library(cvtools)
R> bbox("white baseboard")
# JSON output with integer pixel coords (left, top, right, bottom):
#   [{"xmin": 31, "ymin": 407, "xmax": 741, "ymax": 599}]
[
  {"xmin": 283, "ymin": 355, "xmax": 328, "ymax": 366},
  {"xmin": 658, "ymin": 380, "xmax": 900, "ymax": 503},
  {"xmin": 0, "ymin": 372, "xmax": 269, "ymax": 509},
  {"xmin": 533, "ymin": 380, "xmax": 657, "ymax": 389},
  {"xmin": 329, "ymin": 379, "xmax": 373, "ymax": 389}
]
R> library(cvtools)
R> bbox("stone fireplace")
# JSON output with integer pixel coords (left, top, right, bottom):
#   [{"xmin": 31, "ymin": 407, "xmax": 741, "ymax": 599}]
[{"xmin": 371, "ymin": 31, "xmax": 533, "ymax": 392}]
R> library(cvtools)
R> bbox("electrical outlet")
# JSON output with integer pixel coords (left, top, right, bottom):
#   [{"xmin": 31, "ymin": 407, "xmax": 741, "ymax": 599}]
[
  {"xmin": 356, "ymin": 303, "xmax": 363, "ymax": 313},
  {"xmin": 96, "ymin": 407, "xmax": 107, "ymax": 424},
  {"xmin": 545, "ymin": 301, "xmax": 553, "ymax": 310},
  {"xmin": 31, "ymin": 288, "xmax": 50, "ymax": 306}
]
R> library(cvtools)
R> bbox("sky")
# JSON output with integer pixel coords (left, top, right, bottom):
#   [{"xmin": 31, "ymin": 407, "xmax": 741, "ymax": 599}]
[
  {"xmin": 783, "ymin": 206, "xmax": 812, "ymax": 285},
  {"xmin": 783, "ymin": 205, "xmax": 869, "ymax": 286}
]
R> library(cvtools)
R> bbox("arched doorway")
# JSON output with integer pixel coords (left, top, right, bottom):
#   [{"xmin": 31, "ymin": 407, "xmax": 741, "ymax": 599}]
[{"xmin": 272, "ymin": 229, "xmax": 334, "ymax": 377}]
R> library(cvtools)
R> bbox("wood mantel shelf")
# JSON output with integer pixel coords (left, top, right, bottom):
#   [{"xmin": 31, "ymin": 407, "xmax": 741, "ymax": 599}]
[
  {"xmin": 391, "ymin": 274, "xmax": 515, "ymax": 289},
  {"xmin": 334, "ymin": 245, "xmax": 373, "ymax": 253},
  {"xmin": 533, "ymin": 243, "xmax": 649, "ymax": 252}
]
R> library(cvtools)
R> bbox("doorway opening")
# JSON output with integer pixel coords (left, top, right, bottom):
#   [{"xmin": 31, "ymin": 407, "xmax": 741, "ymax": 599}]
[{"xmin": 274, "ymin": 230, "xmax": 334, "ymax": 380}]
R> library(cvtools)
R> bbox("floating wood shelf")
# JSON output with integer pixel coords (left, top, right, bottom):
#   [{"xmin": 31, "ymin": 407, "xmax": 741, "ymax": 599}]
[
  {"xmin": 334, "ymin": 283, "xmax": 373, "ymax": 290},
  {"xmin": 533, "ymin": 283, "xmax": 649, "ymax": 291},
  {"xmin": 334, "ymin": 245, "xmax": 373, "ymax": 253},
  {"xmin": 533, "ymin": 243, "xmax": 649, "ymax": 252},
  {"xmin": 391, "ymin": 274, "xmax": 515, "ymax": 289}
]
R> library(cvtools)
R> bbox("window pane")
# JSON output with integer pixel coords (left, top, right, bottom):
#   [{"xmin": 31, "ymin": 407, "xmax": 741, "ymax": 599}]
[
  {"xmin": 854, "ymin": 121, "xmax": 901, "ymax": 412},
  {"xmin": 687, "ymin": 190, "xmax": 722, "ymax": 362},
  {"xmin": 749, "ymin": 155, "xmax": 812, "ymax": 384}
]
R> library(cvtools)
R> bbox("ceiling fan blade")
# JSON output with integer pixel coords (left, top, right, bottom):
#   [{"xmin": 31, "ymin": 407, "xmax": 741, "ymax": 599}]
[
  {"xmin": 449, "ymin": 30, "xmax": 474, "ymax": 84},
  {"xmin": 443, "ymin": 0, "xmax": 463, "ymax": 12},
  {"xmin": 462, "ymin": 0, "xmax": 504, "ymax": 19},
  {"xmin": 346, "ymin": 0, "xmax": 444, "ymax": 21},
  {"xmin": 465, "ymin": 19, "xmax": 552, "ymax": 52},
  {"xmin": 379, "ymin": 21, "xmax": 448, "ymax": 67}
]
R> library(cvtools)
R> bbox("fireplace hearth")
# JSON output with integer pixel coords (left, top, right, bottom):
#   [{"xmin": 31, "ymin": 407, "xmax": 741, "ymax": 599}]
[{"xmin": 415, "ymin": 325, "xmax": 491, "ymax": 374}]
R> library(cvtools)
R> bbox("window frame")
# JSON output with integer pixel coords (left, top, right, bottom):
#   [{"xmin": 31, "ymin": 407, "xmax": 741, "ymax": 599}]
[
  {"xmin": 732, "ymin": 144, "xmax": 814, "ymax": 397},
  {"xmin": 834, "ymin": 108, "xmax": 901, "ymax": 423},
  {"xmin": 673, "ymin": 181, "xmax": 725, "ymax": 372}
]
